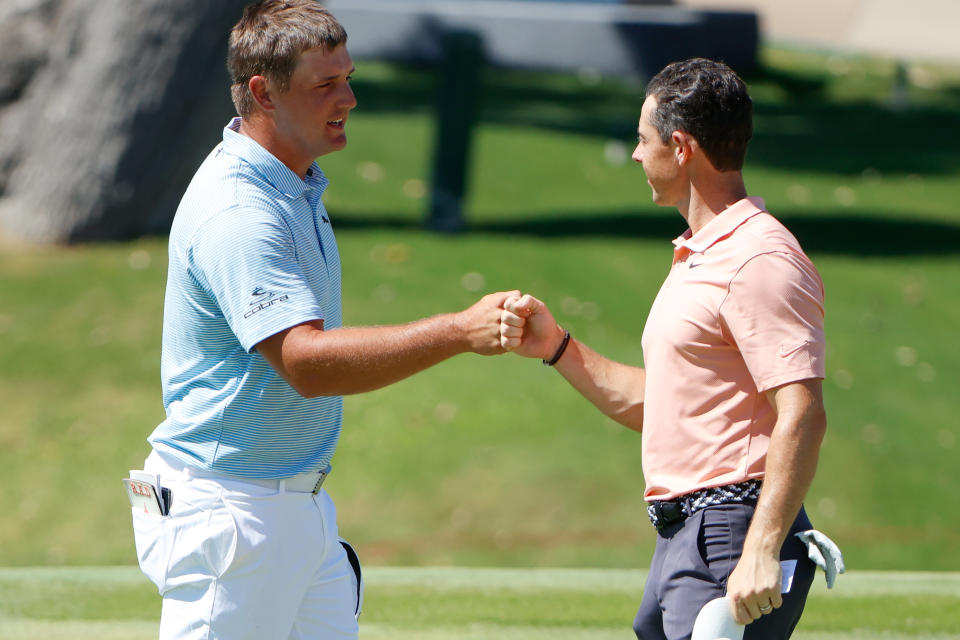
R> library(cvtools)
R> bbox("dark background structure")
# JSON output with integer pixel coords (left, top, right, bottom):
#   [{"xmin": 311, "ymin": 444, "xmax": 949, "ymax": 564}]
[{"xmin": 0, "ymin": 0, "xmax": 757, "ymax": 243}]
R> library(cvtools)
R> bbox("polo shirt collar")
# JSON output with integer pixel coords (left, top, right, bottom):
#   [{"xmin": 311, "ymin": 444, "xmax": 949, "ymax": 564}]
[
  {"xmin": 672, "ymin": 196, "xmax": 767, "ymax": 254},
  {"xmin": 221, "ymin": 117, "xmax": 328, "ymax": 198}
]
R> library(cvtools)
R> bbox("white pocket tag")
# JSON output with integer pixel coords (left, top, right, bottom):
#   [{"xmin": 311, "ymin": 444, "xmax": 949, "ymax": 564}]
[{"xmin": 781, "ymin": 559, "xmax": 798, "ymax": 593}]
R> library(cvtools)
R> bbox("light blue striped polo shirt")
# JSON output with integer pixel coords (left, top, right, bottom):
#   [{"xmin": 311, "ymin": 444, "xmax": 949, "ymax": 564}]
[{"xmin": 149, "ymin": 118, "xmax": 343, "ymax": 478}]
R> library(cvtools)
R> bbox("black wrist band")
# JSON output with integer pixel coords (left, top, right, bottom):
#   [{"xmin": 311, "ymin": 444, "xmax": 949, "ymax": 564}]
[{"xmin": 543, "ymin": 329, "xmax": 571, "ymax": 366}]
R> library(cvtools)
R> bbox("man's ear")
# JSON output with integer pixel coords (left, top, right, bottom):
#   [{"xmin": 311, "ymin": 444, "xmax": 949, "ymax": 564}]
[
  {"xmin": 672, "ymin": 130, "xmax": 696, "ymax": 167},
  {"xmin": 248, "ymin": 75, "xmax": 274, "ymax": 111}
]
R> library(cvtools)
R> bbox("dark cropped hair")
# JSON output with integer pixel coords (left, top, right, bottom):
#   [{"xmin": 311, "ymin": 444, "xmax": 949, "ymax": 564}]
[
  {"xmin": 644, "ymin": 58, "xmax": 752, "ymax": 171},
  {"xmin": 228, "ymin": 0, "xmax": 347, "ymax": 116}
]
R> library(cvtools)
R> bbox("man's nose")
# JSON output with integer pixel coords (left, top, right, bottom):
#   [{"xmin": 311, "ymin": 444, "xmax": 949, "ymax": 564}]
[{"xmin": 341, "ymin": 83, "xmax": 357, "ymax": 110}]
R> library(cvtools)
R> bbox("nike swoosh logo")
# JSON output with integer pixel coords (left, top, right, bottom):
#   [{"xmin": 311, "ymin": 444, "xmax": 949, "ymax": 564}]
[
  {"xmin": 688, "ymin": 262, "xmax": 703, "ymax": 268},
  {"xmin": 778, "ymin": 341, "xmax": 811, "ymax": 357}
]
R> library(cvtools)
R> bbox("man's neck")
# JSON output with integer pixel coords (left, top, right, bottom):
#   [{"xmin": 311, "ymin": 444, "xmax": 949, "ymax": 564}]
[
  {"xmin": 237, "ymin": 116, "xmax": 312, "ymax": 179},
  {"xmin": 680, "ymin": 172, "xmax": 748, "ymax": 235}
]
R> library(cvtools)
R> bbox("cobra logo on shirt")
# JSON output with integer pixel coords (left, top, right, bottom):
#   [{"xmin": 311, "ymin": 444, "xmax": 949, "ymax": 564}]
[{"xmin": 244, "ymin": 287, "xmax": 290, "ymax": 318}]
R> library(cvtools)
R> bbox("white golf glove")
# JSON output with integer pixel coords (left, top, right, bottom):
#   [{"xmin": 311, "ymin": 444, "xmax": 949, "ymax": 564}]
[
  {"xmin": 692, "ymin": 597, "xmax": 743, "ymax": 640},
  {"xmin": 795, "ymin": 529, "xmax": 845, "ymax": 588}
]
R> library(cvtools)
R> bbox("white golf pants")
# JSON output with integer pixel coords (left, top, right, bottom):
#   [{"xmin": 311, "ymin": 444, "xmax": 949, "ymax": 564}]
[{"xmin": 132, "ymin": 451, "xmax": 362, "ymax": 640}]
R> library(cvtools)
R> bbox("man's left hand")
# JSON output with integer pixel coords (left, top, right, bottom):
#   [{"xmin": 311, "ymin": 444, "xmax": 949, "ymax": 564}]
[{"xmin": 726, "ymin": 550, "xmax": 783, "ymax": 624}]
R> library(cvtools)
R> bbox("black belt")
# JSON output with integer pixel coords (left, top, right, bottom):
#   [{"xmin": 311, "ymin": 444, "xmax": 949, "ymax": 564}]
[{"xmin": 647, "ymin": 479, "xmax": 762, "ymax": 530}]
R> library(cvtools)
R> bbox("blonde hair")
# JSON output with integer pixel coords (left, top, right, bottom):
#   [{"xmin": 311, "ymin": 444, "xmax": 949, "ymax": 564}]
[{"xmin": 228, "ymin": 0, "xmax": 347, "ymax": 116}]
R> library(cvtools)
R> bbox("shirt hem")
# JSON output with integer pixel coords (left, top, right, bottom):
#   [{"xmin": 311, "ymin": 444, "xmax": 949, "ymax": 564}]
[{"xmin": 755, "ymin": 370, "xmax": 825, "ymax": 394}]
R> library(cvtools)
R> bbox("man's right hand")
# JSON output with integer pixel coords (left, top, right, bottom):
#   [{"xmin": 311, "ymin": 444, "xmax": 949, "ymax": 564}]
[
  {"xmin": 499, "ymin": 294, "xmax": 566, "ymax": 360},
  {"xmin": 454, "ymin": 290, "xmax": 521, "ymax": 356}
]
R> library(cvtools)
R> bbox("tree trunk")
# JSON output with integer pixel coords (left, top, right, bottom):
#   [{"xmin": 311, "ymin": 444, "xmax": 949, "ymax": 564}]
[{"xmin": 0, "ymin": 0, "xmax": 247, "ymax": 243}]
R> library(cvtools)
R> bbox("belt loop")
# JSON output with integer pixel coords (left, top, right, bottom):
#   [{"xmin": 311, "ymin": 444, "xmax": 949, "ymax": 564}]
[{"xmin": 279, "ymin": 479, "xmax": 288, "ymax": 493}]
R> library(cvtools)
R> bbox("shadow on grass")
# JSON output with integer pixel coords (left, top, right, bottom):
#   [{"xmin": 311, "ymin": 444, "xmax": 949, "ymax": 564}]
[
  {"xmin": 350, "ymin": 62, "xmax": 960, "ymax": 178},
  {"xmin": 342, "ymin": 61, "xmax": 960, "ymax": 255},
  {"xmin": 333, "ymin": 210, "xmax": 960, "ymax": 257}
]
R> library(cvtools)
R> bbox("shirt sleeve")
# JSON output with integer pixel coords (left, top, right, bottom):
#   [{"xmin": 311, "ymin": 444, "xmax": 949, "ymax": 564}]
[
  {"xmin": 718, "ymin": 251, "xmax": 826, "ymax": 392},
  {"xmin": 188, "ymin": 206, "xmax": 326, "ymax": 352}
]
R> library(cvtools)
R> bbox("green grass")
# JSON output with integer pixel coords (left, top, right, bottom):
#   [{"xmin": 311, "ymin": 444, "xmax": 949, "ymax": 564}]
[
  {"xmin": 1, "ymin": 46, "xmax": 959, "ymax": 573},
  {"xmin": 1, "ymin": 567, "xmax": 958, "ymax": 639}
]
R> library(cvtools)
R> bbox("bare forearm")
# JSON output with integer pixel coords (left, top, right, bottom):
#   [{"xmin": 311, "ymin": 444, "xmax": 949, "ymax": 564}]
[
  {"xmin": 499, "ymin": 294, "xmax": 644, "ymax": 429},
  {"xmin": 726, "ymin": 379, "xmax": 826, "ymax": 623},
  {"xmin": 554, "ymin": 338, "xmax": 646, "ymax": 430},
  {"xmin": 259, "ymin": 291, "xmax": 512, "ymax": 397},
  {"xmin": 287, "ymin": 315, "xmax": 469, "ymax": 396},
  {"xmin": 744, "ymin": 395, "xmax": 826, "ymax": 554}
]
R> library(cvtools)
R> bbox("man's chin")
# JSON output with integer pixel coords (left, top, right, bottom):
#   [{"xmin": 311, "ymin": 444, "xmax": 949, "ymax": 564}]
[
  {"xmin": 315, "ymin": 136, "xmax": 348, "ymax": 158},
  {"xmin": 649, "ymin": 188, "xmax": 679, "ymax": 209}
]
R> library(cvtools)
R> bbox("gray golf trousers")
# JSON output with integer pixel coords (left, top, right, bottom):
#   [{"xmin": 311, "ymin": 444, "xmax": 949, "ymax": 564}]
[{"xmin": 633, "ymin": 503, "xmax": 816, "ymax": 640}]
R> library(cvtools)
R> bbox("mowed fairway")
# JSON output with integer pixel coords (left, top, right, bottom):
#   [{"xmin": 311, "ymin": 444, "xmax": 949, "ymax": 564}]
[{"xmin": 1, "ymin": 567, "xmax": 958, "ymax": 639}]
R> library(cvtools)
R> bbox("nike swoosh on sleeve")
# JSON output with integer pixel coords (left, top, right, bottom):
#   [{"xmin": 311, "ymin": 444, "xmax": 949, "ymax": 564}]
[{"xmin": 778, "ymin": 341, "xmax": 812, "ymax": 357}]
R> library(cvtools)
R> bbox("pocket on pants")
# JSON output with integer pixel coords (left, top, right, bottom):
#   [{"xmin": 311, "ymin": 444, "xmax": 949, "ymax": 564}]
[
  {"xmin": 339, "ymin": 538, "xmax": 364, "ymax": 618},
  {"xmin": 131, "ymin": 498, "xmax": 238, "ymax": 595},
  {"xmin": 132, "ymin": 509, "xmax": 172, "ymax": 592},
  {"xmin": 696, "ymin": 505, "xmax": 748, "ymax": 587}
]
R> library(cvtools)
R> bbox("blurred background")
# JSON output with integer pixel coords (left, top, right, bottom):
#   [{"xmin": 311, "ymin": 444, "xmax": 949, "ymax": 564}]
[{"xmin": 1, "ymin": 0, "xmax": 958, "ymax": 579}]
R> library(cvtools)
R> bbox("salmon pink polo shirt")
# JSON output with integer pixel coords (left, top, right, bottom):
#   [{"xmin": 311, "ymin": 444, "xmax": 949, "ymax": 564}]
[{"xmin": 640, "ymin": 197, "xmax": 825, "ymax": 501}]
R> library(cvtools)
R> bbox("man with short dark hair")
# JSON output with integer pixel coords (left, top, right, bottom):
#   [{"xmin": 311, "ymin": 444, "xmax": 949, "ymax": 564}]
[
  {"xmin": 500, "ymin": 58, "xmax": 826, "ymax": 639},
  {"xmin": 129, "ymin": 2, "xmax": 515, "ymax": 638}
]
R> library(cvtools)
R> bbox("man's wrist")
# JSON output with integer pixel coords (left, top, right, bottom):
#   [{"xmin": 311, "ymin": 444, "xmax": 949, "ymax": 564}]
[
  {"xmin": 543, "ymin": 327, "xmax": 571, "ymax": 366},
  {"xmin": 446, "ymin": 311, "xmax": 472, "ymax": 353},
  {"xmin": 743, "ymin": 521, "xmax": 788, "ymax": 558}
]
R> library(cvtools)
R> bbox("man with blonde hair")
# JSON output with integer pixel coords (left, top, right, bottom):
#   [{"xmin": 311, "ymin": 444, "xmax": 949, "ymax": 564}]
[{"xmin": 130, "ymin": 2, "xmax": 514, "ymax": 638}]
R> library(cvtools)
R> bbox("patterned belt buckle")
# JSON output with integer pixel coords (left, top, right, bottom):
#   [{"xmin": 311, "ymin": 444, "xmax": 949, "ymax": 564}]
[{"xmin": 652, "ymin": 500, "xmax": 685, "ymax": 530}]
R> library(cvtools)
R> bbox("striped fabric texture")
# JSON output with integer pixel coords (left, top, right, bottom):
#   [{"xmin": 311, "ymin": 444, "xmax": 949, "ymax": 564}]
[{"xmin": 149, "ymin": 118, "xmax": 344, "ymax": 479}]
